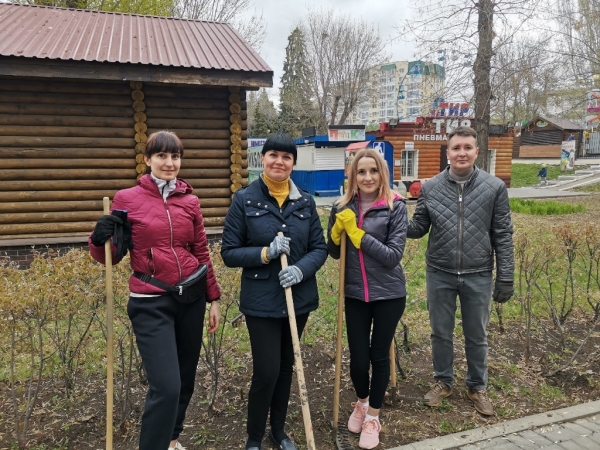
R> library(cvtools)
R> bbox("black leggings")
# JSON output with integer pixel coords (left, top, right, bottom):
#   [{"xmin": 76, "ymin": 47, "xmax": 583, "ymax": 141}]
[
  {"xmin": 127, "ymin": 294, "xmax": 206, "ymax": 450},
  {"xmin": 345, "ymin": 297, "xmax": 406, "ymax": 409},
  {"xmin": 245, "ymin": 313, "xmax": 309, "ymax": 443}
]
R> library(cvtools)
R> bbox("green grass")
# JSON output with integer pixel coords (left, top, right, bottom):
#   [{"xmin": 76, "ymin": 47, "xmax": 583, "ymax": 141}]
[
  {"xmin": 510, "ymin": 163, "xmax": 579, "ymax": 188},
  {"xmin": 439, "ymin": 420, "xmax": 475, "ymax": 433},
  {"xmin": 574, "ymin": 183, "xmax": 600, "ymax": 192},
  {"xmin": 509, "ymin": 198, "xmax": 585, "ymax": 215}
]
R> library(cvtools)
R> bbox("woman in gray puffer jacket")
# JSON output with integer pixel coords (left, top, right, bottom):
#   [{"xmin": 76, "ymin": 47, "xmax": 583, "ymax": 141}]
[{"xmin": 327, "ymin": 148, "xmax": 407, "ymax": 450}]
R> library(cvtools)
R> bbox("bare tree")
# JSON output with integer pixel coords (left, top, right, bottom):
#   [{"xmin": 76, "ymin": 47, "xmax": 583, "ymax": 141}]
[
  {"xmin": 301, "ymin": 9, "xmax": 388, "ymax": 132},
  {"xmin": 490, "ymin": 36, "xmax": 563, "ymax": 123},
  {"xmin": 553, "ymin": 0, "xmax": 600, "ymax": 82},
  {"xmin": 400, "ymin": 0, "xmax": 539, "ymax": 170},
  {"xmin": 170, "ymin": 0, "xmax": 266, "ymax": 51}
]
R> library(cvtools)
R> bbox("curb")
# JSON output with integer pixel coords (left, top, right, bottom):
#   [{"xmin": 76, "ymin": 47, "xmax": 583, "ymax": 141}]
[{"xmin": 387, "ymin": 400, "xmax": 600, "ymax": 450}]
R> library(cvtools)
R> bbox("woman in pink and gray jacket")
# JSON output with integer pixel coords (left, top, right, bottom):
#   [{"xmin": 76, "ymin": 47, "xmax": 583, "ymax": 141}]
[
  {"xmin": 89, "ymin": 131, "xmax": 221, "ymax": 450},
  {"xmin": 327, "ymin": 148, "xmax": 407, "ymax": 450}
]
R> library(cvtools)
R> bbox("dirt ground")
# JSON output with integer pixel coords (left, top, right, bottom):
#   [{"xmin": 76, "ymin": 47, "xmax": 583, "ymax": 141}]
[{"xmin": 2, "ymin": 194, "xmax": 600, "ymax": 450}]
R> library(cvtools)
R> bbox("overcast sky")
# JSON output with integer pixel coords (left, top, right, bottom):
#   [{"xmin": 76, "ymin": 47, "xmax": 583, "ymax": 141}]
[{"xmin": 240, "ymin": 0, "xmax": 416, "ymax": 104}]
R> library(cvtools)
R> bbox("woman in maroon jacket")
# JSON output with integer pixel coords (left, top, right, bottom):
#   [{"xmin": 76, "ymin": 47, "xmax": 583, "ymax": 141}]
[{"xmin": 89, "ymin": 131, "xmax": 221, "ymax": 450}]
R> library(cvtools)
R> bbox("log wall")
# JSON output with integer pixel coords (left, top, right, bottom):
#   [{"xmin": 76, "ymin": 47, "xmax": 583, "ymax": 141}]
[
  {"xmin": 489, "ymin": 135, "xmax": 514, "ymax": 187},
  {"xmin": 142, "ymin": 82, "xmax": 248, "ymax": 228},
  {"xmin": 0, "ymin": 76, "xmax": 137, "ymax": 239},
  {"xmin": 374, "ymin": 123, "xmax": 514, "ymax": 187},
  {"xmin": 0, "ymin": 76, "xmax": 249, "ymax": 241}
]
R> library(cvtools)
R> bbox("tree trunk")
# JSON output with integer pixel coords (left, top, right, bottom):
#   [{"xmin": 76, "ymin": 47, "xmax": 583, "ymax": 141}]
[{"xmin": 473, "ymin": 0, "xmax": 494, "ymax": 171}]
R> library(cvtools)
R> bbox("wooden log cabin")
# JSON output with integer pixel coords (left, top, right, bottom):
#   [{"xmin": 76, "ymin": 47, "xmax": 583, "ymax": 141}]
[
  {"xmin": 371, "ymin": 119, "xmax": 514, "ymax": 187},
  {"xmin": 0, "ymin": 4, "xmax": 272, "ymax": 261},
  {"xmin": 519, "ymin": 116, "xmax": 583, "ymax": 158}
]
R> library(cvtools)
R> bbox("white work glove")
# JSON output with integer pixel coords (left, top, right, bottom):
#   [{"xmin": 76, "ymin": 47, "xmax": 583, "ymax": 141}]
[
  {"xmin": 266, "ymin": 235, "xmax": 291, "ymax": 261},
  {"xmin": 278, "ymin": 266, "xmax": 303, "ymax": 288}
]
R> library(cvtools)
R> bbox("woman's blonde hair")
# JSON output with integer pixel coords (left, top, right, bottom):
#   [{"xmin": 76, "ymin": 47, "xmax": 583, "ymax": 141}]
[{"xmin": 336, "ymin": 148, "xmax": 395, "ymax": 209}]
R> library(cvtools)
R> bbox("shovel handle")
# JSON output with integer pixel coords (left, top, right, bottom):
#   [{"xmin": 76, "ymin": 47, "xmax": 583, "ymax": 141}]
[
  {"xmin": 278, "ymin": 232, "xmax": 316, "ymax": 450},
  {"xmin": 390, "ymin": 340, "xmax": 397, "ymax": 389},
  {"xmin": 103, "ymin": 197, "xmax": 114, "ymax": 450}
]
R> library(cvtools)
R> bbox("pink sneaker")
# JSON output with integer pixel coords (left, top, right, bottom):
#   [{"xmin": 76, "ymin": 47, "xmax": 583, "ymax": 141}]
[
  {"xmin": 347, "ymin": 401, "xmax": 367, "ymax": 433},
  {"xmin": 359, "ymin": 418, "xmax": 381, "ymax": 449}
]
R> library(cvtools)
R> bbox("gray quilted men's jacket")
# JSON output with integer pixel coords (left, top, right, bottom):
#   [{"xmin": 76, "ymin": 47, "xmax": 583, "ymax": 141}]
[
  {"xmin": 327, "ymin": 194, "xmax": 408, "ymax": 302},
  {"xmin": 408, "ymin": 166, "xmax": 514, "ymax": 281}
]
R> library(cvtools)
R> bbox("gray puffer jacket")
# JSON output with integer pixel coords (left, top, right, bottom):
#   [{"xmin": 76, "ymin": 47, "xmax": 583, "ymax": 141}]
[
  {"xmin": 327, "ymin": 194, "xmax": 407, "ymax": 301},
  {"xmin": 408, "ymin": 166, "xmax": 514, "ymax": 281}
]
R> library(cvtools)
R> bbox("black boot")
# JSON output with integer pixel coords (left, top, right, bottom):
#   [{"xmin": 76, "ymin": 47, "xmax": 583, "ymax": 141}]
[{"xmin": 269, "ymin": 430, "xmax": 297, "ymax": 450}]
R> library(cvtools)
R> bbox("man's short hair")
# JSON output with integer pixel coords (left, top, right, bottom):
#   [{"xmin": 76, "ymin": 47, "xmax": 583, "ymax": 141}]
[{"xmin": 448, "ymin": 126, "xmax": 477, "ymax": 144}]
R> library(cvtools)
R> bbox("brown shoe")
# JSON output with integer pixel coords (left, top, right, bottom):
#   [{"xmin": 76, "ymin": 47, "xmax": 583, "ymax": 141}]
[
  {"xmin": 467, "ymin": 388, "xmax": 494, "ymax": 416},
  {"xmin": 423, "ymin": 381, "xmax": 452, "ymax": 406}
]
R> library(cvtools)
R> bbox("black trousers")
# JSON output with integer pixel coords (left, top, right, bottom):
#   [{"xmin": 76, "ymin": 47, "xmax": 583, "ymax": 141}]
[
  {"xmin": 245, "ymin": 313, "xmax": 309, "ymax": 442},
  {"xmin": 345, "ymin": 297, "xmax": 406, "ymax": 409},
  {"xmin": 127, "ymin": 294, "xmax": 206, "ymax": 450}
]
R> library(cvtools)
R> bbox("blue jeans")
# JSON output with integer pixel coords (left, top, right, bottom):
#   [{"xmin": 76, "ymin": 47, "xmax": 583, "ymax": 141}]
[{"xmin": 426, "ymin": 267, "xmax": 493, "ymax": 390}]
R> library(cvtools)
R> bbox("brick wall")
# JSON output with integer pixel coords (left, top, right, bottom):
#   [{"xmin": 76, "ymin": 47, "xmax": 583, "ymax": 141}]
[
  {"xmin": 519, "ymin": 144, "xmax": 561, "ymax": 158},
  {"xmin": 0, "ymin": 242, "xmax": 89, "ymax": 268},
  {"xmin": 0, "ymin": 230, "xmax": 223, "ymax": 269}
]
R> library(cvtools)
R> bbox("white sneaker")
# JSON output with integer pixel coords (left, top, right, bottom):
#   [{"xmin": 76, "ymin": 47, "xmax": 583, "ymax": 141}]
[{"xmin": 168, "ymin": 442, "xmax": 186, "ymax": 450}]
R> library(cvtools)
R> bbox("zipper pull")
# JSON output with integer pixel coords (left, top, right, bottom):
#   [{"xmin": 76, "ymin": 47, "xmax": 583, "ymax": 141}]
[{"xmin": 459, "ymin": 193, "xmax": 463, "ymax": 202}]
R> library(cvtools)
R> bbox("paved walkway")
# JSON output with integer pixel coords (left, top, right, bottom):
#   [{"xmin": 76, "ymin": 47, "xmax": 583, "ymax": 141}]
[
  {"xmin": 389, "ymin": 400, "xmax": 600, "ymax": 450},
  {"xmin": 506, "ymin": 187, "xmax": 591, "ymax": 199}
]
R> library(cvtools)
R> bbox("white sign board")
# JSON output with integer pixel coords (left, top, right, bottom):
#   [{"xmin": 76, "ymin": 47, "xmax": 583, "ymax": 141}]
[
  {"xmin": 561, "ymin": 140, "xmax": 576, "ymax": 171},
  {"xmin": 370, "ymin": 141, "xmax": 385, "ymax": 156}
]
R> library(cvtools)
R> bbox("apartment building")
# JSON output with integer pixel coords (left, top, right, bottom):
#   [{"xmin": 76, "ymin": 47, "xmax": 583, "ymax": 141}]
[{"xmin": 352, "ymin": 60, "xmax": 445, "ymax": 126}]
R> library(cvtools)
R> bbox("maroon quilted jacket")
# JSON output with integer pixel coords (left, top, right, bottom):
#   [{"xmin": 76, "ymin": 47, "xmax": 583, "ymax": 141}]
[{"xmin": 89, "ymin": 174, "xmax": 221, "ymax": 301}]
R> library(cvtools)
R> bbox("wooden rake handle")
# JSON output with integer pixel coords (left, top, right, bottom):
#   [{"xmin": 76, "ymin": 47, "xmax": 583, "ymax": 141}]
[
  {"xmin": 103, "ymin": 197, "xmax": 114, "ymax": 450},
  {"xmin": 278, "ymin": 232, "xmax": 316, "ymax": 450},
  {"xmin": 333, "ymin": 232, "xmax": 347, "ymax": 429}
]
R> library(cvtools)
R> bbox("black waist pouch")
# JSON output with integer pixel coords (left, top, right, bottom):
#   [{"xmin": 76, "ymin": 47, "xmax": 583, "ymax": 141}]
[{"xmin": 133, "ymin": 265, "xmax": 208, "ymax": 304}]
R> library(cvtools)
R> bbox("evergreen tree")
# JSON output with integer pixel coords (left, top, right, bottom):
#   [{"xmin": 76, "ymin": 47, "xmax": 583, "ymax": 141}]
[
  {"xmin": 251, "ymin": 102, "xmax": 270, "ymax": 137},
  {"xmin": 279, "ymin": 27, "xmax": 315, "ymax": 138},
  {"xmin": 248, "ymin": 88, "xmax": 278, "ymax": 137}
]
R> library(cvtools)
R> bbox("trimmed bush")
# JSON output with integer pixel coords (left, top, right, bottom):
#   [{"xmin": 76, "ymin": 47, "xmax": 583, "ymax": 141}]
[{"xmin": 510, "ymin": 198, "xmax": 585, "ymax": 215}]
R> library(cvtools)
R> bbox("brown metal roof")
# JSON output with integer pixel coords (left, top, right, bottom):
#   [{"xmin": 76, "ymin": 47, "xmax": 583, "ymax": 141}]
[
  {"xmin": 523, "ymin": 115, "xmax": 585, "ymax": 131},
  {"xmin": 0, "ymin": 3, "xmax": 272, "ymax": 73},
  {"xmin": 540, "ymin": 116, "xmax": 584, "ymax": 131}
]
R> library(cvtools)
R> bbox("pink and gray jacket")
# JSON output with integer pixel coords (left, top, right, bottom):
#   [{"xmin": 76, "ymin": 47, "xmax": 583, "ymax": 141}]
[
  {"xmin": 89, "ymin": 174, "xmax": 221, "ymax": 301},
  {"xmin": 327, "ymin": 194, "xmax": 407, "ymax": 302}
]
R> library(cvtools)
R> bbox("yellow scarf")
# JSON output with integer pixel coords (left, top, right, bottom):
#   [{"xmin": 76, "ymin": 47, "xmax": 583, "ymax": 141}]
[{"xmin": 263, "ymin": 172, "xmax": 290, "ymax": 207}]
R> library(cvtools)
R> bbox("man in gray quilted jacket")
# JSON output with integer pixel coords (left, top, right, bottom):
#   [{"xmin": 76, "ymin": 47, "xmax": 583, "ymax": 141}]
[{"xmin": 408, "ymin": 125, "xmax": 514, "ymax": 416}]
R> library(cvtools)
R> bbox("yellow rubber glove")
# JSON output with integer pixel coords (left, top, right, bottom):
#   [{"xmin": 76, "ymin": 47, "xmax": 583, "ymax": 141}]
[
  {"xmin": 336, "ymin": 209, "xmax": 365, "ymax": 249},
  {"xmin": 330, "ymin": 218, "xmax": 344, "ymax": 245}
]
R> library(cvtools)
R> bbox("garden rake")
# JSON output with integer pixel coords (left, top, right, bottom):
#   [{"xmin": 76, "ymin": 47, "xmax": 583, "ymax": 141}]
[
  {"xmin": 278, "ymin": 232, "xmax": 316, "ymax": 450},
  {"xmin": 332, "ymin": 232, "xmax": 353, "ymax": 450}
]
